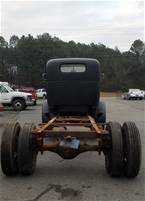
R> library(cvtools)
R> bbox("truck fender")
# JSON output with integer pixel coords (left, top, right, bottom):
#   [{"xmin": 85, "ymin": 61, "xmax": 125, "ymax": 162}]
[
  {"xmin": 11, "ymin": 97, "xmax": 25, "ymax": 104},
  {"xmin": 42, "ymin": 100, "xmax": 51, "ymax": 123},
  {"xmin": 95, "ymin": 101, "xmax": 106, "ymax": 123}
]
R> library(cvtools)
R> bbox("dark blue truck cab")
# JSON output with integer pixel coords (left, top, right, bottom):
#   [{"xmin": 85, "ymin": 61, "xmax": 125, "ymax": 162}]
[{"xmin": 42, "ymin": 58, "xmax": 105, "ymax": 122}]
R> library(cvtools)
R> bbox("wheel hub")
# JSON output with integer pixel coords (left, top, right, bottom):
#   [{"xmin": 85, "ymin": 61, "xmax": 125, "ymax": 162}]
[{"xmin": 15, "ymin": 102, "xmax": 22, "ymax": 109}]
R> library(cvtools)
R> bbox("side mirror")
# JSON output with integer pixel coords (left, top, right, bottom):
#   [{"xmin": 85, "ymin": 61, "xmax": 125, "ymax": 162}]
[{"xmin": 42, "ymin": 73, "xmax": 47, "ymax": 81}]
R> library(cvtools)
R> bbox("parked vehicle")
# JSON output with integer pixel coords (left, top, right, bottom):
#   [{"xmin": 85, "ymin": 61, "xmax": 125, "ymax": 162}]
[
  {"xmin": 0, "ymin": 81, "xmax": 8, "ymax": 85},
  {"xmin": 36, "ymin": 88, "xmax": 46, "ymax": 99},
  {"xmin": 17, "ymin": 87, "xmax": 37, "ymax": 105},
  {"xmin": 0, "ymin": 82, "xmax": 33, "ymax": 111},
  {"xmin": 141, "ymin": 90, "xmax": 145, "ymax": 99},
  {"xmin": 122, "ymin": 89, "xmax": 144, "ymax": 100},
  {"xmin": 0, "ymin": 103, "xmax": 4, "ymax": 127},
  {"xmin": 1, "ymin": 58, "xmax": 141, "ymax": 179},
  {"xmin": 0, "ymin": 103, "xmax": 4, "ymax": 113}
]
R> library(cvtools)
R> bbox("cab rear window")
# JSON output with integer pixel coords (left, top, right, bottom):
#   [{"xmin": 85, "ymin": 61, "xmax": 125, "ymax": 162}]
[{"xmin": 60, "ymin": 64, "xmax": 86, "ymax": 73}]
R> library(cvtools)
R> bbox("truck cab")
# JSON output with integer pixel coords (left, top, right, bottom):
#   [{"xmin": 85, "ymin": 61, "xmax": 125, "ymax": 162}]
[{"xmin": 42, "ymin": 58, "xmax": 105, "ymax": 122}]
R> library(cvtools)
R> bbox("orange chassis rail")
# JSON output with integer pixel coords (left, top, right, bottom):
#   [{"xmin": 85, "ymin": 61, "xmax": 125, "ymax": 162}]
[{"xmin": 32, "ymin": 116, "xmax": 109, "ymax": 157}]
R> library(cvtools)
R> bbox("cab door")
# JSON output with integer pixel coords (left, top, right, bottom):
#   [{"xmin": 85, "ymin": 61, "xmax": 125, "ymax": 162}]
[{"xmin": 0, "ymin": 85, "xmax": 10, "ymax": 103}]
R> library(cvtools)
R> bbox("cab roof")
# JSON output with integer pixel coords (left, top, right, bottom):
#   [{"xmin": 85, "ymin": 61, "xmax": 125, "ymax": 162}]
[{"xmin": 46, "ymin": 58, "xmax": 100, "ymax": 81}]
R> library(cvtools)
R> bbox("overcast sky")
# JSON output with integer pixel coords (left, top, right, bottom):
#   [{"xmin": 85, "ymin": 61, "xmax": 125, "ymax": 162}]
[{"xmin": 0, "ymin": 0, "xmax": 144, "ymax": 51}]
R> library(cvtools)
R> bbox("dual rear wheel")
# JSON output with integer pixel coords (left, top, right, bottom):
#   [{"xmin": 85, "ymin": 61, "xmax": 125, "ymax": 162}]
[
  {"xmin": 105, "ymin": 121, "xmax": 141, "ymax": 178},
  {"xmin": 1, "ymin": 122, "xmax": 37, "ymax": 176},
  {"xmin": 1, "ymin": 121, "xmax": 141, "ymax": 178}
]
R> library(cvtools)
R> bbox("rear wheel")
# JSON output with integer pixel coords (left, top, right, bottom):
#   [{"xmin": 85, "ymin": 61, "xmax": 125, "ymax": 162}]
[
  {"xmin": 42, "ymin": 113, "xmax": 51, "ymax": 123},
  {"xmin": 18, "ymin": 123, "xmax": 37, "ymax": 175},
  {"xmin": 1, "ymin": 122, "xmax": 21, "ymax": 176},
  {"xmin": 122, "ymin": 122, "xmax": 141, "ymax": 178},
  {"xmin": 105, "ymin": 122, "xmax": 124, "ymax": 177},
  {"xmin": 93, "ymin": 101, "xmax": 106, "ymax": 123},
  {"xmin": 42, "ymin": 100, "xmax": 51, "ymax": 123}
]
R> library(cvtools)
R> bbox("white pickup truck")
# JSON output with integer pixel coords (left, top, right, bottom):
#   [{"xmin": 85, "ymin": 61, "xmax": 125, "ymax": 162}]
[
  {"xmin": 36, "ymin": 88, "xmax": 46, "ymax": 98},
  {"xmin": 122, "ymin": 89, "xmax": 144, "ymax": 100},
  {"xmin": 0, "ymin": 82, "xmax": 33, "ymax": 110}
]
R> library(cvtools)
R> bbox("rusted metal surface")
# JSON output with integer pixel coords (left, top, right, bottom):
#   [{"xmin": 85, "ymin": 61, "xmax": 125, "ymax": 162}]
[
  {"xmin": 32, "ymin": 116, "xmax": 109, "ymax": 158},
  {"xmin": 51, "ymin": 123, "xmax": 91, "ymax": 126},
  {"xmin": 42, "ymin": 130, "xmax": 107, "ymax": 139},
  {"xmin": 33, "ymin": 116, "xmax": 107, "ymax": 135},
  {"xmin": 32, "ymin": 117, "xmax": 56, "ymax": 133},
  {"xmin": 88, "ymin": 115, "xmax": 101, "ymax": 134}
]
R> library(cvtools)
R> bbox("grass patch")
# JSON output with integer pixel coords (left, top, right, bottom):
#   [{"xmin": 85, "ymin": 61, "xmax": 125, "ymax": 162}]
[{"xmin": 100, "ymin": 92, "xmax": 121, "ymax": 97}]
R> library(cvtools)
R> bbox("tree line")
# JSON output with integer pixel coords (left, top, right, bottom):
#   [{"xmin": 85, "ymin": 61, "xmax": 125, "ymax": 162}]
[{"xmin": 0, "ymin": 33, "xmax": 145, "ymax": 91}]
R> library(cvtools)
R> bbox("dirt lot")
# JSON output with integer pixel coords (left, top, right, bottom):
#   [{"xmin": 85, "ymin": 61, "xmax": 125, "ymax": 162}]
[{"xmin": 0, "ymin": 97, "xmax": 144, "ymax": 201}]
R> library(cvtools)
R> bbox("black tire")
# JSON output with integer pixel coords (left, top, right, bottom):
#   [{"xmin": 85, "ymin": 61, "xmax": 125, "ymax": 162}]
[
  {"xmin": 12, "ymin": 99, "xmax": 25, "ymax": 111},
  {"xmin": 93, "ymin": 101, "xmax": 106, "ymax": 123},
  {"xmin": 97, "ymin": 101, "xmax": 106, "ymax": 123},
  {"xmin": 42, "ymin": 113, "xmax": 51, "ymax": 123},
  {"xmin": 43, "ymin": 94, "xmax": 46, "ymax": 99},
  {"xmin": 33, "ymin": 100, "xmax": 37, "ymax": 106},
  {"xmin": 1, "ymin": 122, "xmax": 21, "ymax": 176},
  {"xmin": 18, "ymin": 123, "xmax": 37, "ymax": 175},
  {"xmin": 105, "ymin": 122, "xmax": 124, "ymax": 177},
  {"xmin": 42, "ymin": 100, "xmax": 51, "ymax": 123},
  {"xmin": 122, "ymin": 122, "xmax": 141, "ymax": 178}
]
